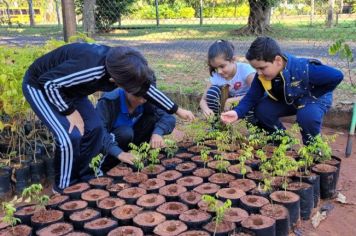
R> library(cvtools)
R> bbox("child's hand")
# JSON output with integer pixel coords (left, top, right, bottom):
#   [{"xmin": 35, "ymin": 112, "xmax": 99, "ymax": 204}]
[
  {"xmin": 150, "ymin": 134, "xmax": 164, "ymax": 148},
  {"xmin": 202, "ymin": 107, "xmax": 214, "ymax": 119},
  {"xmin": 220, "ymin": 110, "xmax": 238, "ymax": 124},
  {"xmin": 117, "ymin": 152, "xmax": 134, "ymax": 165},
  {"xmin": 67, "ymin": 110, "xmax": 84, "ymax": 135},
  {"xmin": 176, "ymin": 108, "xmax": 195, "ymax": 121}
]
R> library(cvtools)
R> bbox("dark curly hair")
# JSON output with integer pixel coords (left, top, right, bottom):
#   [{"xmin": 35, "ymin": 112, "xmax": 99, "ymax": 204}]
[
  {"xmin": 245, "ymin": 37, "xmax": 283, "ymax": 63},
  {"xmin": 106, "ymin": 46, "xmax": 154, "ymax": 96}
]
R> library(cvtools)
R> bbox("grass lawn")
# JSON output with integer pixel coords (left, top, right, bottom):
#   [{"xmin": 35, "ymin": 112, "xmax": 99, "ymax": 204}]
[{"xmin": 0, "ymin": 17, "xmax": 355, "ymax": 41}]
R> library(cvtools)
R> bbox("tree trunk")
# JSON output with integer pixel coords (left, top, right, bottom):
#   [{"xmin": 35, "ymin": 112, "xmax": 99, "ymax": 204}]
[
  {"xmin": 61, "ymin": 0, "xmax": 77, "ymax": 42},
  {"xmin": 118, "ymin": 14, "xmax": 121, "ymax": 27},
  {"xmin": 54, "ymin": 0, "xmax": 61, "ymax": 26},
  {"xmin": 236, "ymin": 0, "xmax": 271, "ymax": 35},
  {"xmin": 234, "ymin": 0, "xmax": 238, "ymax": 17},
  {"xmin": 336, "ymin": 0, "xmax": 343, "ymax": 25},
  {"xmin": 83, "ymin": 0, "xmax": 96, "ymax": 36},
  {"xmin": 28, "ymin": 0, "xmax": 35, "ymax": 26},
  {"xmin": 199, "ymin": 0, "xmax": 203, "ymax": 25},
  {"xmin": 310, "ymin": 0, "xmax": 315, "ymax": 25},
  {"xmin": 155, "ymin": 0, "xmax": 159, "ymax": 26},
  {"xmin": 326, "ymin": 0, "xmax": 335, "ymax": 27}
]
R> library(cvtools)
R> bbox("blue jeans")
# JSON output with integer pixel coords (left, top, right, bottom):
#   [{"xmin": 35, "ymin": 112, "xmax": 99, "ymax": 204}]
[{"xmin": 254, "ymin": 92, "xmax": 333, "ymax": 144}]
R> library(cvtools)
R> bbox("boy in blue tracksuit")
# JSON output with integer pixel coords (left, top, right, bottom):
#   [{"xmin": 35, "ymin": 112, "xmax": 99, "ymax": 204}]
[
  {"xmin": 22, "ymin": 43, "xmax": 194, "ymax": 192},
  {"xmin": 96, "ymin": 87, "xmax": 176, "ymax": 170},
  {"xmin": 221, "ymin": 37, "xmax": 343, "ymax": 144}
]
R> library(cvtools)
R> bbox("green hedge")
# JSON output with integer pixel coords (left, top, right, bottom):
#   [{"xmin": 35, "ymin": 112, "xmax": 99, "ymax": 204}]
[
  {"xmin": 203, "ymin": 4, "xmax": 250, "ymax": 18},
  {"xmin": 132, "ymin": 4, "xmax": 250, "ymax": 19},
  {"xmin": 132, "ymin": 4, "xmax": 195, "ymax": 19}
]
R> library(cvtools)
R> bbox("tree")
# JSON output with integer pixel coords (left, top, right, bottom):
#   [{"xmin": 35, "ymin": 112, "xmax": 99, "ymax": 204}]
[
  {"xmin": 62, "ymin": 0, "xmax": 77, "ymax": 42},
  {"xmin": 75, "ymin": 0, "xmax": 135, "ymax": 32},
  {"xmin": 326, "ymin": 0, "xmax": 335, "ymax": 27},
  {"xmin": 28, "ymin": 0, "xmax": 35, "ymax": 26},
  {"xmin": 235, "ymin": 0, "xmax": 279, "ymax": 35},
  {"xmin": 54, "ymin": 0, "xmax": 61, "ymax": 25},
  {"xmin": 83, "ymin": 0, "xmax": 96, "ymax": 35}
]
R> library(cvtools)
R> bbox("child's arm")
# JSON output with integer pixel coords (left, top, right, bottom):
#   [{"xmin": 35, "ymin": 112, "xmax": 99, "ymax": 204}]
[
  {"xmin": 246, "ymin": 72, "xmax": 256, "ymax": 86},
  {"xmin": 308, "ymin": 62, "xmax": 343, "ymax": 97},
  {"xmin": 199, "ymin": 83, "xmax": 215, "ymax": 118},
  {"xmin": 145, "ymin": 85, "xmax": 195, "ymax": 121},
  {"xmin": 233, "ymin": 74, "xmax": 265, "ymax": 118}
]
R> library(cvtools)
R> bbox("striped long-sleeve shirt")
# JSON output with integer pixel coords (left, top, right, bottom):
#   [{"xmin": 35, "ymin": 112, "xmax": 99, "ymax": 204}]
[{"xmin": 25, "ymin": 42, "xmax": 178, "ymax": 115}]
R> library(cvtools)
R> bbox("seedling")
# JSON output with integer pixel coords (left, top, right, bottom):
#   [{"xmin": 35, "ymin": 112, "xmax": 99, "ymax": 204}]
[
  {"xmin": 163, "ymin": 139, "xmax": 178, "ymax": 158},
  {"xmin": 215, "ymin": 131, "xmax": 230, "ymax": 153},
  {"xmin": 239, "ymin": 144, "xmax": 254, "ymax": 178},
  {"xmin": 89, "ymin": 153, "xmax": 103, "ymax": 178},
  {"xmin": 226, "ymin": 120, "xmax": 248, "ymax": 149},
  {"xmin": 298, "ymin": 134, "xmax": 337, "ymax": 174},
  {"xmin": 1, "ymin": 202, "xmax": 21, "ymax": 229},
  {"xmin": 129, "ymin": 142, "xmax": 150, "ymax": 173},
  {"xmin": 271, "ymin": 144, "xmax": 299, "ymax": 195},
  {"xmin": 183, "ymin": 119, "xmax": 210, "ymax": 145},
  {"xmin": 256, "ymin": 149, "xmax": 274, "ymax": 192},
  {"xmin": 148, "ymin": 147, "xmax": 161, "ymax": 172},
  {"xmin": 22, "ymin": 184, "xmax": 49, "ymax": 208},
  {"xmin": 329, "ymin": 39, "xmax": 354, "ymax": 87},
  {"xmin": 200, "ymin": 146, "xmax": 211, "ymax": 169},
  {"xmin": 247, "ymin": 123, "xmax": 269, "ymax": 148},
  {"xmin": 307, "ymin": 134, "xmax": 335, "ymax": 162},
  {"xmin": 214, "ymin": 154, "xmax": 229, "ymax": 174},
  {"xmin": 202, "ymin": 194, "xmax": 232, "ymax": 236}
]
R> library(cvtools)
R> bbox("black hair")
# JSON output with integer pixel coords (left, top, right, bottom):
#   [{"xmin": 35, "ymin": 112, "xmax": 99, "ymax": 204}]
[
  {"xmin": 245, "ymin": 37, "xmax": 283, "ymax": 63},
  {"xmin": 207, "ymin": 40, "xmax": 235, "ymax": 76},
  {"xmin": 106, "ymin": 46, "xmax": 154, "ymax": 96}
]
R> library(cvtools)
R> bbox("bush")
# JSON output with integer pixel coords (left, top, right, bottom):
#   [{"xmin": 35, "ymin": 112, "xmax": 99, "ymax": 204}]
[
  {"xmin": 203, "ymin": 4, "xmax": 250, "ymax": 18},
  {"xmin": 132, "ymin": 4, "xmax": 195, "ymax": 19},
  {"xmin": 178, "ymin": 7, "xmax": 195, "ymax": 18},
  {"xmin": 0, "ymin": 39, "xmax": 66, "ymax": 129}
]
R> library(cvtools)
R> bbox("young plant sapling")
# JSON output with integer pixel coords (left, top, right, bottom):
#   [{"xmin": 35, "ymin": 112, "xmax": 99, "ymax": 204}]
[
  {"xmin": 256, "ymin": 149, "xmax": 273, "ymax": 193},
  {"xmin": 1, "ymin": 202, "xmax": 21, "ymax": 229},
  {"xmin": 202, "ymin": 194, "xmax": 232, "ymax": 236},
  {"xmin": 22, "ymin": 183, "xmax": 49, "ymax": 209},
  {"xmin": 200, "ymin": 146, "xmax": 211, "ymax": 169},
  {"xmin": 89, "ymin": 153, "xmax": 103, "ymax": 178},
  {"xmin": 163, "ymin": 138, "xmax": 178, "ymax": 158},
  {"xmin": 239, "ymin": 143, "xmax": 254, "ymax": 178},
  {"xmin": 148, "ymin": 147, "xmax": 161, "ymax": 172},
  {"xmin": 271, "ymin": 144, "xmax": 299, "ymax": 196},
  {"xmin": 129, "ymin": 142, "xmax": 150, "ymax": 174}
]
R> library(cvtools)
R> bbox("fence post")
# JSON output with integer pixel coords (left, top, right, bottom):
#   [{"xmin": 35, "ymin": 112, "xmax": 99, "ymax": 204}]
[
  {"xmin": 199, "ymin": 0, "xmax": 203, "ymax": 25},
  {"xmin": 155, "ymin": 0, "xmax": 159, "ymax": 26},
  {"xmin": 61, "ymin": 0, "xmax": 77, "ymax": 42}
]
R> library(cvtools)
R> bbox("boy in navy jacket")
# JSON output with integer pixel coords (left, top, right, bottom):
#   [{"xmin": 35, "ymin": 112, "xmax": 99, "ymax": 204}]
[
  {"xmin": 221, "ymin": 37, "xmax": 343, "ymax": 144},
  {"xmin": 96, "ymin": 87, "xmax": 176, "ymax": 170},
  {"xmin": 22, "ymin": 43, "xmax": 194, "ymax": 192}
]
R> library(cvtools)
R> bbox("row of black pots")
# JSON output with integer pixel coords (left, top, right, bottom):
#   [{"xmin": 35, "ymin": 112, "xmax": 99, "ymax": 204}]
[{"xmin": 0, "ymin": 155, "xmax": 55, "ymax": 197}]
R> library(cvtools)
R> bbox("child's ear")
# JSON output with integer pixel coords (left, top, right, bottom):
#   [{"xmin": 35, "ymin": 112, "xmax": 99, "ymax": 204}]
[
  {"xmin": 274, "ymin": 55, "xmax": 285, "ymax": 67},
  {"xmin": 232, "ymin": 55, "xmax": 237, "ymax": 61}
]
